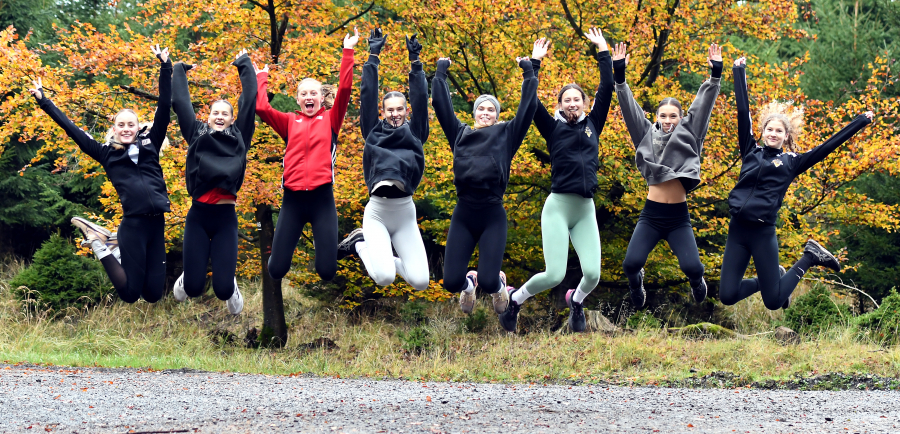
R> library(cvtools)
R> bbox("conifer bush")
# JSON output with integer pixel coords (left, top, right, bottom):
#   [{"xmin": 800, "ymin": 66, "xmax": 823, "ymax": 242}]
[
  {"xmin": 783, "ymin": 284, "xmax": 851, "ymax": 335},
  {"xmin": 855, "ymin": 288, "xmax": 900, "ymax": 345}
]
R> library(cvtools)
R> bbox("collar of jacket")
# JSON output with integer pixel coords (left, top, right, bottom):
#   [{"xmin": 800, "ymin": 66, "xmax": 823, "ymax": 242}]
[
  {"xmin": 761, "ymin": 145, "xmax": 784, "ymax": 157},
  {"xmin": 380, "ymin": 118, "xmax": 410, "ymax": 129},
  {"xmin": 554, "ymin": 110, "xmax": 586, "ymax": 124},
  {"xmin": 294, "ymin": 106, "xmax": 327, "ymax": 118}
]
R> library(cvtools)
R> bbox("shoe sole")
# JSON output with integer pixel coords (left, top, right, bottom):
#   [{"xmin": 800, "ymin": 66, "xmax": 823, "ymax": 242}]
[
  {"xmin": 491, "ymin": 287, "xmax": 509, "ymax": 315},
  {"xmin": 807, "ymin": 239, "xmax": 841, "ymax": 271},
  {"xmin": 566, "ymin": 289, "xmax": 586, "ymax": 333},
  {"xmin": 338, "ymin": 228, "xmax": 364, "ymax": 252},
  {"xmin": 631, "ymin": 269, "xmax": 646, "ymax": 309},
  {"xmin": 459, "ymin": 290, "xmax": 476, "ymax": 314},
  {"xmin": 71, "ymin": 217, "xmax": 112, "ymax": 239}
]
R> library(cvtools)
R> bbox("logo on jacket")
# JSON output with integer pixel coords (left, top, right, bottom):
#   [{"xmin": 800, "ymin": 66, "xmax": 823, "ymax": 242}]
[
  {"xmin": 772, "ymin": 158, "xmax": 783, "ymax": 168},
  {"xmin": 296, "ymin": 119, "xmax": 303, "ymax": 123},
  {"xmin": 585, "ymin": 127, "xmax": 593, "ymax": 138}
]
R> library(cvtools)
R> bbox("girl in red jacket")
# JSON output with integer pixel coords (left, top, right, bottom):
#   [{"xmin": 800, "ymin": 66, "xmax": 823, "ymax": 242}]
[{"xmin": 255, "ymin": 29, "xmax": 359, "ymax": 280}]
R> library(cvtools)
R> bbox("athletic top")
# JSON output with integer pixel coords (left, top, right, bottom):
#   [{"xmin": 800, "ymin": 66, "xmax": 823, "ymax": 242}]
[
  {"xmin": 196, "ymin": 187, "xmax": 236, "ymax": 204},
  {"xmin": 34, "ymin": 61, "xmax": 172, "ymax": 216},
  {"xmin": 432, "ymin": 58, "xmax": 539, "ymax": 205},
  {"xmin": 532, "ymin": 52, "xmax": 613, "ymax": 198},
  {"xmin": 256, "ymin": 48, "xmax": 354, "ymax": 192},
  {"xmin": 360, "ymin": 54, "xmax": 428, "ymax": 197},
  {"xmin": 174, "ymin": 54, "xmax": 257, "ymax": 201},
  {"xmin": 728, "ymin": 64, "xmax": 872, "ymax": 225},
  {"xmin": 614, "ymin": 58, "xmax": 722, "ymax": 192}
]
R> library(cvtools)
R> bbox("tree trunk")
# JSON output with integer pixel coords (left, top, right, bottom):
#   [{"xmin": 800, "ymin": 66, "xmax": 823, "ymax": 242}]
[{"xmin": 256, "ymin": 203, "xmax": 287, "ymax": 347}]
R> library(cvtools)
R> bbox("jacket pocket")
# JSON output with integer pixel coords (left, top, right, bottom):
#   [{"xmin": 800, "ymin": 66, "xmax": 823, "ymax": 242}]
[
  {"xmin": 453, "ymin": 155, "xmax": 502, "ymax": 189},
  {"xmin": 198, "ymin": 154, "xmax": 237, "ymax": 184}
]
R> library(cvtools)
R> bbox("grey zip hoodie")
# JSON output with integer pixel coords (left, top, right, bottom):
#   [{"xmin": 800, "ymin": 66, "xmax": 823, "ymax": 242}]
[{"xmin": 614, "ymin": 59, "xmax": 721, "ymax": 192}]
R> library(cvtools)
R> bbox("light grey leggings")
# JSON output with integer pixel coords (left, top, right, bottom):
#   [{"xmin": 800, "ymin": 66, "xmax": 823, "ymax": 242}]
[{"xmin": 357, "ymin": 195, "xmax": 430, "ymax": 290}]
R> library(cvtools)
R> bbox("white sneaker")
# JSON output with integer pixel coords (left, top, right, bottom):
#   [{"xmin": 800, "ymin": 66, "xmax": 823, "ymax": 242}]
[
  {"xmin": 490, "ymin": 271, "xmax": 510, "ymax": 314},
  {"xmin": 459, "ymin": 271, "xmax": 478, "ymax": 314},
  {"xmin": 173, "ymin": 272, "xmax": 187, "ymax": 302},
  {"xmin": 227, "ymin": 278, "xmax": 243, "ymax": 315}
]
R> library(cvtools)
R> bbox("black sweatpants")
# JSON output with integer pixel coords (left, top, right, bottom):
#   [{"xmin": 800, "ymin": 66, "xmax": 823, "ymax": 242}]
[
  {"xmin": 182, "ymin": 202, "xmax": 238, "ymax": 300},
  {"xmin": 622, "ymin": 200, "xmax": 704, "ymax": 290},
  {"xmin": 98, "ymin": 214, "xmax": 166, "ymax": 303},
  {"xmin": 442, "ymin": 200, "xmax": 507, "ymax": 294},
  {"xmin": 719, "ymin": 218, "xmax": 814, "ymax": 310},
  {"xmin": 268, "ymin": 183, "xmax": 337, "ymax": 281}
]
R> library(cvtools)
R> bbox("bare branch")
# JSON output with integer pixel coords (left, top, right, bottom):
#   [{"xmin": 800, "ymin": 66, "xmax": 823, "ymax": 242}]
[{"xmin": 326, "ymin": 1, "xmax": 375, "ymax": 36}]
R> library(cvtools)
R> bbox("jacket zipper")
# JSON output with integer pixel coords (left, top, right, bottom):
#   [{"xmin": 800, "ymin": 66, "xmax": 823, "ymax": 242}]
[{"xmin": 134, "ymin": 143, "xmax": 157, "ymax": 214}]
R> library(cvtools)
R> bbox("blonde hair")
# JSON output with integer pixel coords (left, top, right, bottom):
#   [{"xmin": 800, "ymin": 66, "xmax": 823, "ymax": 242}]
[
  {"xmin": 105, "ymin": 120, "xmax": 169, "ymax": 152},
  {"xmin": 297, "ymin": 78, "xmax": 336, "ymax": 110},
  {"xmin": 758, "ymin": 101, "xmax": 805, "ymax": 152},
  {"xmin": 105, "ymin": 109, "xmax": 142, "ymax": 150}
]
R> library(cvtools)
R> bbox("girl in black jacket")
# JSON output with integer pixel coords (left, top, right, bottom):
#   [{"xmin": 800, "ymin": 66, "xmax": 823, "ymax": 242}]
[
  {"xmin": 500, "ymin": 29, "xmax": 613, "ymax": 333},
  {"xmin": 170, "ymin": 50, "xmax": 257, "ymax": 315},
  {"xmin": 432, "ymin": 45, "xmax": 539, "ymax": 316},
  {"xmin": 720, "ymin": 57, "xmax": 873, "ymax": 310},
  {"xmin": 28, "ymin": 45, "xmax": 172, "ymax": 304}
]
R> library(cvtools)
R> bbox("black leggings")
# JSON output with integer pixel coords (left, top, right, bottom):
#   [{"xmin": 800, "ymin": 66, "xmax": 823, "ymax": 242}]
[
  {"xmin": 98, "ymin": 214, "xmax": 166, "ymax": 303},
  {"xmin": 622, "ymin": 200, "xmax": 704, "ymax": 289},
  {"xmin": 182, "ymin": 202, "xmax": 238, "ymax": 300},
  {"xmin": 268, "ymin": 183, "xmax": 337, "ymax": 281},
  {"xmin": 719, "ymin": 218, "xmax": 814, "ymax": 309},
  {"xmin": 442, "ymin": 200, "xmax": 507, "ymax": 294}
]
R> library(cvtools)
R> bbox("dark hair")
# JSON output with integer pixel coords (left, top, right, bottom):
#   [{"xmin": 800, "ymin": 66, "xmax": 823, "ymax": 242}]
[
  {"xmin": 382, "ymin": 91, "xmax": 406, "ymax": 108},
  {"xmin": 657, "ymin": 97, "xmax": 683, "ymax": 116},
  {"xmin": 210, "ymin": 99, "xmax": 234, "ymax": 114},
  {"xmin": 557, "ymin": 84, "xmax": 587, "ymax": 104}
]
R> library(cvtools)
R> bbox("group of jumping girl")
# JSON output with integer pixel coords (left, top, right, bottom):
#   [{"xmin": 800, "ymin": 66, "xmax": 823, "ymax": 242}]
[{"xmin": 27, "ymin": 27, "xmax": 874, "ymax": 332}]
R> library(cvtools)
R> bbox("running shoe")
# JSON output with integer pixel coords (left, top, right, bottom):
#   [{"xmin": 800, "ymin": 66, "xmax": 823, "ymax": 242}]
[
  {"xmin": 227, "ymin": 278, "xmax": 244, "ymax": 315},
  {"xmin": 459, "ymin": 270, "xmax": 478, "ymax": 314},
  {"xmin": 491, "ymin": 271, "xmax": 509, "ymax": 314},
  {"xmin": 691, "ymin": 277, "xmax": 707, "ymax": 303},
  {"xmin": 565, "ymin": 289, "xmax": 586, "ymax": 333},
  {"xmin": 71, "ymin": 216, "xmax": 110, "ymax": 246},
  {"xmin": 106, "ymin": 232, "xmax": 119, "ymax": 250},
  {"xmin": 630, "ymin": 268, "xmax": 646, "ymax": 309},
  {"xmin": 499, "ymin": 286, "xmax": 521, "ymax": 332},
  {"xmin": 804, "ymin": 239, "xmax": 841, "ymax": 272},
  {"xmin": 337, "ymin": 228, "xmax": 365, "ymax": 260},
  {"xmin": 172, "ymin": 272, "xmax": 187, "ymax": 302}
]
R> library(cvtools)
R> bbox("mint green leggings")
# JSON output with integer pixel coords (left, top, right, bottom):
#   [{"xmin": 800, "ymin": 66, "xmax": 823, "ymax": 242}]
[{"xmin": 522, "ymin": 193, "xmax": 601, "ymax": 296}]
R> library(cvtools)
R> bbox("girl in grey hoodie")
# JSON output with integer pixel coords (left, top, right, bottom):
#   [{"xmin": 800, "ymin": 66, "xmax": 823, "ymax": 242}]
[{"xmin": 613, "ymin": 42, "xmax": 722, "ymax": 309}]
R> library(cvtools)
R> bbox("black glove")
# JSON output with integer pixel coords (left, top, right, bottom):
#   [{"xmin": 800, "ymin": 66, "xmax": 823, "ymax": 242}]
[
  {"xmin": 613, "ymin": 58, "xmax": 626, "ymax": 84},
  {"xmin": 406, "ymin": 34, "xmax": 422, "ymax": 62},
  {"xmin": 709, "ymin": 59, "xmax": 723, "ymax": 79},
  {"xmin": 175, "ymin": 62, "xmax": 194, "ymax": 72},
  {"xmin": 436, "ymin": 59, "xmax": 451, "ymax": 75},
  {"xmin": 368, "ymin": 28, "xmax": 386, "ymax": 55}
]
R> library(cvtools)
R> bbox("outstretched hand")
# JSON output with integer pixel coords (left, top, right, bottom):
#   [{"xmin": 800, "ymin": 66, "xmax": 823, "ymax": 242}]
[
  {"xmin": 235, "ymin": 49, "xmax": 248, "ymax": 61},
  {"xmin": 864, "ymin": 111, "xmax": 875, "ymax": 121},
  {"xmin": 585, "ymin": 27, "xmax": 608, "ymax": 52},
  {"xmin": 151, "ymin": 44, "xmax": 169, "ymax": 63},
  {"xmin": 531, "ymin": 38, "xmax": 549, "ymax": 60},
  {"xmin": 343, "ymin": 27, "xmax": 360, "ymax": 49},
  {"xmin": 368, "ymin": 28, "xmax": 386, "ymax": 55},
  {"xmin": 27, "ymin": 78, "xmax": 43, "ymax": 100},
  {"xmin": 707, "ymin": 43, "xmax": 722, "ymax": 67},
  {"xmin": 406, "ymin": 33, "xmax": 422, "ymax": 61},
  {"xmin": 734, "ymin": 56, "xmax": 746, "ymax": 67},
  {"xmin": 612, "ymin": 42, "xmax": 629, "ymax": 64},
  {"xmin": 515, "ymin": 56, "xmax": 531, "ymax": 66},
  {"xmin": 253, "ymin": 61, "xmax": 269, "ymax": 74}
]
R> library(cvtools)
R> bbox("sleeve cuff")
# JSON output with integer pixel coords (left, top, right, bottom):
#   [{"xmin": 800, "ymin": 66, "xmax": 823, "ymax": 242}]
[
  {"xmin": 710, "ymin": 60, "xmax": 724, "ymax": 78},
  {"xmin": 410, "ymin": 61, "xmax": 424, "ymax": 72},
  {"xmin": 613, "ymin": 59, "xmax": 627, "ymax": 84}
]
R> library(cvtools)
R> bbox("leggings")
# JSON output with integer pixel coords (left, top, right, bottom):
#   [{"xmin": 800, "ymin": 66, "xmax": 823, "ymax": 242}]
[
  {"xmin": 182, "ymin": 201, "xmax": 238, "ymax": 300},
  {"xmin": 719, "ymin": 218, "xmax": 814, "ymax": 310},
  {"xmin": 357, "ymin": 195, "xmax": 429, "ymax": 290},
  {"xmin": 98, "ymin": 214, "xmax": 166, "ymax": 303},
  {"xmin": 622, "ymin": 200, "xmax": 704, "ymax": 289},
  {"xmin": 268, "ymin": 184, "xmax": 338, "ymax": 281},
  {"xmin": 442, "ymin": 200, "xmax": 507, "ymax": 294},
  {"xmin": 521, "ymin": 193, "xmax": 601, "ymax": 296}
]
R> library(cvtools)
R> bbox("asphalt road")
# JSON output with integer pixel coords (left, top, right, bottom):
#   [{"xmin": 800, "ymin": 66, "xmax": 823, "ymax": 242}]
[{"xmin": 0, "ymin": 364, "xmax": 898, "ymax": 433}]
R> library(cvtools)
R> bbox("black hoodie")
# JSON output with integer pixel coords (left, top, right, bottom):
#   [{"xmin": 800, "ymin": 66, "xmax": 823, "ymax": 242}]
[
  {"xmin": 432, "ymin": 59, "xmax": 539, "ymax": 205},
  {"xmin": 173, "ymin": 54, "xmax": 257, "ymax": 200},
  {"xmin": 728, "ymin": 64, "xmax": 872, "ymax": 225},
  {"xmin": 35, "ymin": 60, "xmax": 173, "ymax": 216}
]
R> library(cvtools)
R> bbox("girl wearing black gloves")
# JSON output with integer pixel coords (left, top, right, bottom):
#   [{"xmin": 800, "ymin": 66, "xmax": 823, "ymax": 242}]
[
  {"xmin": 500, "ymin": 29, "xmax": 613, "ymax": 333},
  {"xmin": 432, "ymin": 44, "xmax": 539, "ymax": 316},
  {"xmin": 720, "ymin": 57, "xmax": 874, "ymax": 310},
  {"xmin": 613, "ymin": 42, "xmax": 723, "ymax": 309},
  {"xmin": 169, "ymin": 50, "xmax": 257, "ymax": 315},
  {"xmin": 336, "ymin": 30, "xmax": 430, "ymax": 291},
  {"xmin": 28, "ymin": 45, "xmax": 172, "ymax": 304}
]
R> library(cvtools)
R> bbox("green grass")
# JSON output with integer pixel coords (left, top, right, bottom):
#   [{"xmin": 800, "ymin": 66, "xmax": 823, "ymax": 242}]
[{"xmin": 2, "ymin": 258, "xmax": 899, "ymax": 386}]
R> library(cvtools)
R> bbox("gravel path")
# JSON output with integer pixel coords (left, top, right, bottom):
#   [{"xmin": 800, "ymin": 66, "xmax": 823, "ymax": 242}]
[{"xmin": 0, "ymin": 364, "xmax": 898, "ymax": 433}]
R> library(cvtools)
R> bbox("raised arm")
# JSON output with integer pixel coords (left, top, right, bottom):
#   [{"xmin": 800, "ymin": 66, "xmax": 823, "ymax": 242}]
[
  {"xmin": 612, "ymin": 43, "xmax": 652, "ymax": 147},
  {"xmin": 431, "ymin": 58, "xmax": 465, "ymax": 150},
  {"xmin": 406, "ymin": 34, "xmax": 429, "ymax": 143},
  {"xmin": 507, "ymin": 57, "xmax": 539, "ymax": 154},
  {"xmin": 172, "ymin": 62, "xmax": 199, "ymax": 145},
  {"xmin": 330, "ymin": 28, "xmax": 359, "ymax": 137},
  {"xmin": 683, "ymin": 43, "xmax": 723, "ymax": 152},
  {"xmin": 29, "ymin": 79, "xmax": 104, "ymax": 162},
  {"xmin": 360, "ymin": 28, "xmax": 385, "ymax": 140},
  {"xmin": 529, "ymin": 39, "xmax": 556, "ymax": 139},
  {"xmin": 794, "ymin": 112, "xmax": 873, "ymax": 175},
  {"xmin": 253, "ymin": 64, "xmax": 291, "ymax": 141},
  {"xmin": 585, "ymin": 28, "xmax": 613, "ymax": 135},
  {"xmin": 232, "ymin": 51, "xmax": 258, "ymax": 148},
  {"xmin": 148, "ymin": 44, "xmax": 172, "ymax": 151},
  {"xmin": 732, "ymin": 58, "xmax": 755, "ymax": 157}
]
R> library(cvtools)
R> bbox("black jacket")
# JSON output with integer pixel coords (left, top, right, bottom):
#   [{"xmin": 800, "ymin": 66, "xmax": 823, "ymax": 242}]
[
  {"xmin": 174, "ymin": 54, "xmax": 257, "ymax": 200},
  {"xmin": 432, "ymin": 58, "xmax": 539, "ymax": 205},
  {"xmin": 360, "ymin": 54, "xmax": 428, "ymax": 197},
  {"xmin": 532, "ymin": 52, "xmax": 613, "ymax": 198},
  {"xmin": 35, "ymin": 61, "xmax": 173, "ymax": 216},
  {"xmin": 728, "ymin": 65, "xmax": 872, "ymax": 225}
]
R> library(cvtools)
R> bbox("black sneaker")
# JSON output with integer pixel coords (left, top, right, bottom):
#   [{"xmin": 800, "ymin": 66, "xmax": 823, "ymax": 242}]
[
  {"xmin": 804, "ymin": 239, "xmax": 841, "ymax": 272},
  {"xmin": 498, "ymin": 287, "xmax": 520, "ymax": 333},
  {"xmin": 691, "ymin": 277, "xmax": 707, "ymax": 303},
  {"xmin": 630, "ymin": 268, "xmax": 646, "ymax": 309},
  {"xmin": 565, "ymin": 289, "xmax": 586, "ymax": 333},
  {"xmin": 337, "ymin": 228, "xmax": 364, "ymax": 260}
]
